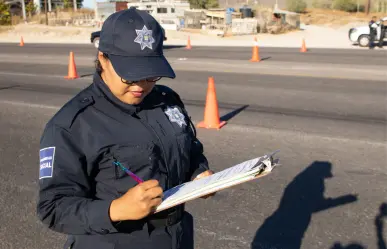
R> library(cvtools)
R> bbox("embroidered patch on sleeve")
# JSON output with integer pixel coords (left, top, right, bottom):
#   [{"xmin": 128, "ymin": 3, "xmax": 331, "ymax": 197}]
[{"xmin": 39, "ymin": 147, "xmax": 55, "ymax": 179}]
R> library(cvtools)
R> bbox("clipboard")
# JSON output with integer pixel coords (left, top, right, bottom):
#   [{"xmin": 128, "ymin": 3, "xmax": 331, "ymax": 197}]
[{"xmin": 154, "ymin": 150, "xmax": 280, "ymax": 213}]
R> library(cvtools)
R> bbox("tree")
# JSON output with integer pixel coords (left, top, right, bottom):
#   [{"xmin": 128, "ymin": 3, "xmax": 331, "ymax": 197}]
[
  {"xmin": 0, "ymin": 0, "xmax": 11, "ymax": 25},
  {"xmin": 332, "ymin": 0, "xmax": 357, "ymax": 12},
  {"xmin": 25, "ymin": 0, "xmax": 37, "ymax": 17},
  {"xmin": 189, "ymin": 0, "xmax": 219, "ymax": 9},
  {"xmin": 63, "ymin": 0, "xmax": 72, "ymax": 9},
  {"xmin": 286, "ymin": 0, "xmax": 307, "ymax": 13}
]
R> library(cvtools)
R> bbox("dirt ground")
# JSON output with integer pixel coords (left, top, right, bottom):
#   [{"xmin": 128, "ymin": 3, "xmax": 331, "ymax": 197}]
[
  {"xmin": 300, "ymin": 8, "xmax": 386, "ymax": 26},
  {"xmin": 0, "ymin": 9, "xmax": 385, "ymax": 49}
]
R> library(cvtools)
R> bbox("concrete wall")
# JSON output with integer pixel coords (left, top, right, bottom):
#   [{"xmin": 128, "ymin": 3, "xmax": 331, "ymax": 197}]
[{"xmin": 231, "ymin": 18, "xmax": 258, "ymax": 34}]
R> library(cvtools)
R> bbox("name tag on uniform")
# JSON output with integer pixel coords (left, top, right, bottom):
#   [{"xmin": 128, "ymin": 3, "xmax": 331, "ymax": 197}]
[{"xmin": 39, "ymin": 147, "xmax": 55, "ymax": 179}]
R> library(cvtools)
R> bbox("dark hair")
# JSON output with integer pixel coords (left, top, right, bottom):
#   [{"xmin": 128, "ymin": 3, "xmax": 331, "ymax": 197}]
[{"xmin": 95, "ymin": 53, "xmax": 109, "ymax": 75}]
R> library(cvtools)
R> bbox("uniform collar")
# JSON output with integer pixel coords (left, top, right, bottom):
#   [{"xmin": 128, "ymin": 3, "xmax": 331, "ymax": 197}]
[
  {"xmin": 92, "ymin": 73, "xmax": 142, "ymax": 115},
  {"xmin": 92, "ymin": 73, "xmax": 164, "ymax": 115}
]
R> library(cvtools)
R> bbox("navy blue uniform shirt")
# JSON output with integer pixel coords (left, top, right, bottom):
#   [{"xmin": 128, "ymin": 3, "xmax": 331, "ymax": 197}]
[{"xmin": 37, "ymin": 73, "xmax": 209, "ymax": 249}]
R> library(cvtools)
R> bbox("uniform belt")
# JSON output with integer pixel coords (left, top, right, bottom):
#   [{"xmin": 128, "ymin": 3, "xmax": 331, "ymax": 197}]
[{"xmin": 147, "ymin": 204, "xmax": 185, "ymax": 228}]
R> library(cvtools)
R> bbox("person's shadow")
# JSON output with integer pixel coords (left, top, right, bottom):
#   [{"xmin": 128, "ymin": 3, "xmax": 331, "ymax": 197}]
[{"xmin": 251, "ymin": 161, "xmax": 358, "ymax": 249}]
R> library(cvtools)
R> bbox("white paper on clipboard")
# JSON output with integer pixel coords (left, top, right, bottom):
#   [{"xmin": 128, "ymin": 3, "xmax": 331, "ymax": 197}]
[{"xmin": 154, "ymin": 150, "xmax": 280, "ymax": 213}]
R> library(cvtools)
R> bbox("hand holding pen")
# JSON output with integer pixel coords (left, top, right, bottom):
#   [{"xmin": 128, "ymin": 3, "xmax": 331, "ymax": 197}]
[{"xmin": 109, "ymin": 161, "xmax": 163, "ymax": 222}]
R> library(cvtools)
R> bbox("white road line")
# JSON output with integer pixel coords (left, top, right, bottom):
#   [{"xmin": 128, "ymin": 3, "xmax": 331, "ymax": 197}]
[
  {"xmin": 0, "ymin": 71, "xmax": 91, "ymax": 79},
  {"xmin": 0, "ymin": 100, "xmax": 60, "ymax": 110},
  {"xmin": 1, "ymin": 100, "xmax": 384, "ymax": 147},
  {"xmin": 0, "ymin": 71, "xmax": 63, "ymax": 78},
  {"xmin": 225, "ymin": 123, "xmax": 387, "ymax": 147}
]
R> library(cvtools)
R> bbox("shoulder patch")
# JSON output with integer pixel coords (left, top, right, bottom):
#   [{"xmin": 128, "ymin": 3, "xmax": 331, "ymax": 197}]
[{"xmin": 39, "ymin": 147, "xmax": 55, "ymax": 179}]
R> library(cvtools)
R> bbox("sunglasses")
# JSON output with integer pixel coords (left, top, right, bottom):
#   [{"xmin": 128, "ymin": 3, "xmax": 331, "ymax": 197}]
[
  {"xmin": 100, "ymin": 53, "xmax": 163, "ymax": 85},
  {"xmin": 121, "ymin": 77, "xmax": 162, "ymax": 85}
]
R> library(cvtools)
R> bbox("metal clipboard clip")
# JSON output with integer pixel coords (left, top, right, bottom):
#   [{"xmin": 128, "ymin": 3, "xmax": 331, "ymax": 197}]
[{"xmin": 255, "ymin": 150, "xmax": 281, "ymax": 176}]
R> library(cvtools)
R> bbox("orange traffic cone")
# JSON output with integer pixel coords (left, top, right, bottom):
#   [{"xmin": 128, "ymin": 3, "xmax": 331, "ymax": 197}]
[
  {"xmin": 64, "ymin": 51, "xmax": 79, "ymax": 79},
  {"xmin": 186, "ymin": 36, "xmax": 192, "ymax": 50},
  {"xmin": 250, "ymin": 37, "xmax": 260, "ymax": 62},
  {"xmin": 19, "ymin": 36, "xmax": 24, "ymax": 47},
  {"xmin": 300, "ymin": 38, "xmax": 307, "ymax": 52},
  {"xmin": 197, "ymin": 77, "xmax": 226, "ymax": 130}
]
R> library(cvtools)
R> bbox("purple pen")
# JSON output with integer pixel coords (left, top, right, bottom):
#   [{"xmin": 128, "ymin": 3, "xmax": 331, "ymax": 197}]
[{"xmin": 113, "ymin": 161, "xmax": 144, "ymax": 184}]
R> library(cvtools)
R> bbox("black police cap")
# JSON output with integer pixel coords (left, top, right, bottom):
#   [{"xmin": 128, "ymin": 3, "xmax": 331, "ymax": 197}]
[{"xmin": 99, "ymin": 7, "xmax": 176, "ymax": 81}]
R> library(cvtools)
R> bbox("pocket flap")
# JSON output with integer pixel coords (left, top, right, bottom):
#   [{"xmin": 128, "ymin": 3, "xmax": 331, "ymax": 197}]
[{"xmin": 112, "ymin": 143, "xmax": 155, "ymax": 180}]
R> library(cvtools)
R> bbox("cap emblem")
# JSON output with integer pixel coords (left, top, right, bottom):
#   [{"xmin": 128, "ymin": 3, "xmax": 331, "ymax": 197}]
[{"xmin": 134, "ymin": 25, "xmax": 155, "ymax": 50}]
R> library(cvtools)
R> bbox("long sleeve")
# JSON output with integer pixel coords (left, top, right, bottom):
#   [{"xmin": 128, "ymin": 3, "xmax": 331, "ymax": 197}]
[
  {"xmin": 189, "ymin": 137, "xmax": 210, "ymax": 180},
  {"xmin": 37, "ymin": 124, "xmax": 118, "ymax": 235}
]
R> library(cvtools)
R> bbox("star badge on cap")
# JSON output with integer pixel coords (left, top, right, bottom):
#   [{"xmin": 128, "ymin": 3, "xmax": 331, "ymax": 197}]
[{"xmin": 134, "ymin": 25, "xmax": 155, "ymax": 50}]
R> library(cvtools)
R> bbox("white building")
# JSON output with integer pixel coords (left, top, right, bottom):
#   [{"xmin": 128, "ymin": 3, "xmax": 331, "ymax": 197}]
[{"xmin": 127, "ymin": 0, "xmax": 190, "ymax": 29}]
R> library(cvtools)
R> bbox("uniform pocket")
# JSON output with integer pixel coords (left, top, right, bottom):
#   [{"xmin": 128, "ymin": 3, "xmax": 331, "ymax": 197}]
[
  {"xmin": 111, "ymin": 143, "xmax": 157, "ymax": 194},
  {"xmin": 113, "ymin": 144, "xmax": 155, "ymax": 178}
]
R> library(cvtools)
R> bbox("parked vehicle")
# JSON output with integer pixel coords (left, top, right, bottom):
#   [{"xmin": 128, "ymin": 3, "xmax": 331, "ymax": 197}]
[
  {"xmin": 91, "ymin": 28, "xmax": 167, "ymax": 49},
  {"xmin": 159, "ymin": 19, "xmax": 180, "ymax": 31},
  {"xmin": 348, "ymin": 17, "xmax": 387, "ymax": 47}
]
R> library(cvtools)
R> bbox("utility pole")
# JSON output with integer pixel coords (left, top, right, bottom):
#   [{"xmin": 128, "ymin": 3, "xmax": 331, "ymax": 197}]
[
  {"xmin": 73, "ymin": 0, "xmax": 77, "ymax": 11},
  {"xmin": 94, "ymin": 0, "xmax": 98, "ymax": 22},
  {"xmin": 20, "ymin": 0, "xmax": 26, "ymax": 22},
  {"xmin": 44, "ymin": 0, "xmax": 48, "ymax": 25},
  {"xmin": 365, "ymin": 0, "xmax": 371, "ymax": 15}
]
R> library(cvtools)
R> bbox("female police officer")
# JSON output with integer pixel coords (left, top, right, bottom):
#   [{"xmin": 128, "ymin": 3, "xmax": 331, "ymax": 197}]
[{"xmin": 37, "ymin": 7, "xmax": 214, "ymax": 249}]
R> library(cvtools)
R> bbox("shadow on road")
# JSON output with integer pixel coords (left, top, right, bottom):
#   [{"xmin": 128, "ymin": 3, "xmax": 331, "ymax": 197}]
[
  {"xmin": 260, "ymin": 57, "xmax": 272, "ymax": 61},
  {"xmin": 251, "ymin": 161, "xmax": 358, "ymax": 249},
  {"xmin": 352, "ymin": 41, "xmax": 387, "ymax": 48},
  {"xmin": 220, "ymin": 105, "xmax": 249, "ymax": 122},
  {"xmin": 80, "ymin": 73, "xmax": 94, "ymax": 78},
  {"xmin": 0, "ymin": 85, "xmax": 20, "ymax": 91},
  {"xmin": 330, "ymin": 242, "xmax": 365, "ymax": 249},
  {"xmin": 376, "ymin": 202, "xmax": 387, "ymax": 249},
  {"xmin": 330, "ymin": 202, "xmax": 387, "ymax": 249},
  {"xmin": 164, "ymin": 45, "xmax": 186, "ymax": 50}
]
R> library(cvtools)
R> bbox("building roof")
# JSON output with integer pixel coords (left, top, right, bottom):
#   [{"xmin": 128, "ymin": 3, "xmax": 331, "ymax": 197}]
[{"xmin": 273, "ymin": 8, "xmax": 300, "ymax": 15}]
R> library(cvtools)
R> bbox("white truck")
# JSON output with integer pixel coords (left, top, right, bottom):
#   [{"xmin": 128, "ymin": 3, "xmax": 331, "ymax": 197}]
[{"xmin": 348, "ymin": 17, "xmax": 387, "ymax": 47}]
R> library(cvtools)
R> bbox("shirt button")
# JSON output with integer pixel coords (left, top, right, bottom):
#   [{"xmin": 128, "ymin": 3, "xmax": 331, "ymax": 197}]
[
  {"xmin": 80, "ymin": 97, "xmax": 89, "ymax": 103},
  {"xmin": 100, "ymin": 229, "xmax": 109, "ymax": 234}
]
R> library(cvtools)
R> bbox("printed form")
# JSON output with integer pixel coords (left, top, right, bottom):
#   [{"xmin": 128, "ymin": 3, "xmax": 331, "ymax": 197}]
[{"xmin": 155, "ymin": 150, "xmax": 280, "ymax": 212}]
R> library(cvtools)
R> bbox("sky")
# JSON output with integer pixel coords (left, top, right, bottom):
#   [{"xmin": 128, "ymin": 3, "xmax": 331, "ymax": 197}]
[
  {"xmin": 82, "ymin": 0, "xmax": 103, "ymax": 9},
  {"xmin": 82, "ymin": 0, "xmax": 94, "ymax": 9}
]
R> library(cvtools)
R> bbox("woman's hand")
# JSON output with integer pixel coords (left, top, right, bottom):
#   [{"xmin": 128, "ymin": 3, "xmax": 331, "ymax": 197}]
[
  {"xmin": 193, "ymin": 170, "xmax": 216, "ymax": 199},
  {"xmin": 109, "ymin": 179, "xmax": 163, "ymax": 222}
]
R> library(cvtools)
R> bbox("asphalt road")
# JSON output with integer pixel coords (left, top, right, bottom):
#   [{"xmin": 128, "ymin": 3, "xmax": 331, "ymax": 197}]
[
  {"xmin": 1, "ymin": 43, "xmax": 387, "ymax": 65},
  {"xmin": 0, "ymin": 44, "xmax": 386, "ymax": 249}
]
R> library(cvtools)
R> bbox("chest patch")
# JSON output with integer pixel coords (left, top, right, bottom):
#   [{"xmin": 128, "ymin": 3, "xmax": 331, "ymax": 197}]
[{"xmin": 164, "ymin": 106, "xmax": 187, "ymax": 127}]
